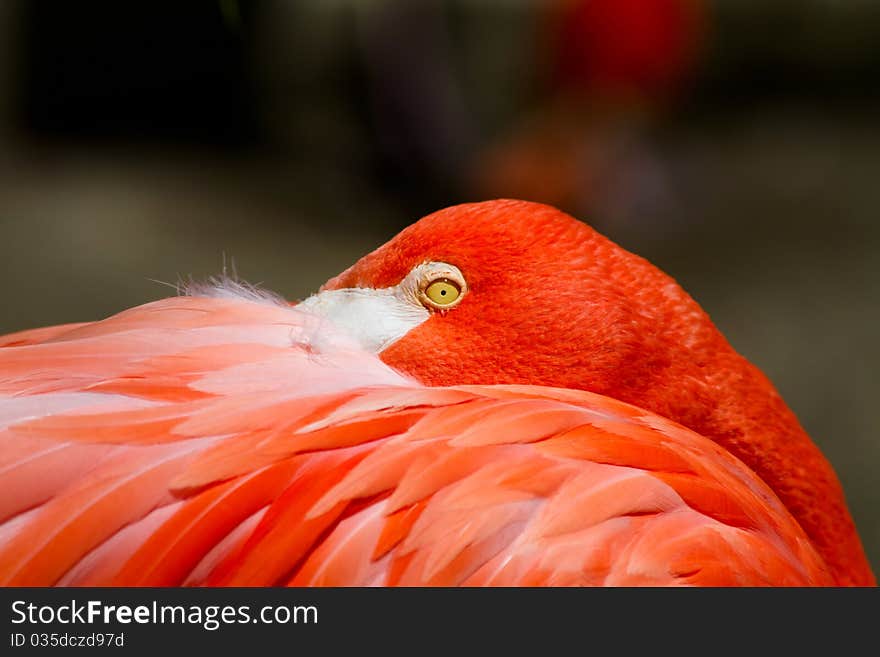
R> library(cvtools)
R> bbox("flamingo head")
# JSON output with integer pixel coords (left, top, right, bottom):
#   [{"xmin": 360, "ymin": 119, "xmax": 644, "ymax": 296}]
[{"xmin": 303, "ymin": 199, "xmax": 713, "ymax": 417}]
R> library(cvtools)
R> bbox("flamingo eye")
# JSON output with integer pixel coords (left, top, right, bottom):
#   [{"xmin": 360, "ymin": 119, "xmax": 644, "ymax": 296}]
[
  {"xmin": 413, "ymin": 263, "xmax": 467, "ymax": 311},
  {"xmin": 424, "ymin": 279, "xmax": 461, "ymax": 307}
]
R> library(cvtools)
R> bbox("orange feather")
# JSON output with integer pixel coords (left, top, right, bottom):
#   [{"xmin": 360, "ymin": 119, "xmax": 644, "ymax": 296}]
[{"xmin": 0, "ymin": 294, "xmax": 841, "ymax": 586}]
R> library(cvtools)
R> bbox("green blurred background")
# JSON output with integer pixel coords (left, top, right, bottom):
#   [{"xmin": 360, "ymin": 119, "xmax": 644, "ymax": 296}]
[{"xmin": 0, "ymin": 0, "xmax": 878, "ymax": 576}]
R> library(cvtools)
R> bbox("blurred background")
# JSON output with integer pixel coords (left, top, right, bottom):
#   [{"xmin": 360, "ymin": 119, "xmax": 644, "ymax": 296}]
[{"xmin": 0, "ymin": 0, "xmax": 878, "ymax": 575}]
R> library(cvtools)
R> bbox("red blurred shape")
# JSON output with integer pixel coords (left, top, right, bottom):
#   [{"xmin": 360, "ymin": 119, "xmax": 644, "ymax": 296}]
[{"xmin": 553, "ymin": 0, "xmax": 707, "ymax": 99}]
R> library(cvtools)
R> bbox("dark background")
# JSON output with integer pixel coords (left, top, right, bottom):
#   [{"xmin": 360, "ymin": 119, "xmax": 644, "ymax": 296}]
[{"xmin": 0, "ymin": 0, "xmax": 878, "ymax": 576}]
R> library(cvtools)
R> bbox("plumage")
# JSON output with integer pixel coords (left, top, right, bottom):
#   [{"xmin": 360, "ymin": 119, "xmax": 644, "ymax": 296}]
[{"xmin": 0, "ymin": 199, "xmax": 873, "ymax": 587}]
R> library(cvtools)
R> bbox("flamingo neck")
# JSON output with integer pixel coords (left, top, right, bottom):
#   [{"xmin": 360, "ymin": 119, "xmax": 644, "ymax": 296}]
[{"xmin": 638, "ymin": 344, "xmax": 875, "ymax": 586}]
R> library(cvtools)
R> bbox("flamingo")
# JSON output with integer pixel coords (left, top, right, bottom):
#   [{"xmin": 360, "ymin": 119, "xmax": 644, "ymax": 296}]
[{"xmin": 0, "ymin": 200, "xmax": 873, "ymax": 586}]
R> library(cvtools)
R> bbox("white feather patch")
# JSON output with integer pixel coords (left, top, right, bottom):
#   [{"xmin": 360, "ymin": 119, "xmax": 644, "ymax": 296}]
[
  {"xmin": 297, "ymin": 287, "xmax": 430, "ymax": 353},
  {"xmin": 182, "ymin": 272, "xmax": 430, "ymax": 355},
  {"xmin": 181, "ymin": 274, "xmax": 288, "ymax": 307}
]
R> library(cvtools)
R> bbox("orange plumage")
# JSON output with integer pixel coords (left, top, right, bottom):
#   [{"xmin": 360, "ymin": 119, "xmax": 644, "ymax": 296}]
[{"xmin": 0, "ymin": 200, "xmax": 873, "ymax": 586}]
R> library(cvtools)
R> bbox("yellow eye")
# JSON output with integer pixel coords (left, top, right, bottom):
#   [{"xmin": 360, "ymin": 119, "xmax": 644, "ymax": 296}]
[
  {"xmin": 411, "ymin": 262, "xmax": 467, "ymax": 311},
  {"xmin": 424, "ymin": 278, "xmax": 461, "ymax": 307}
]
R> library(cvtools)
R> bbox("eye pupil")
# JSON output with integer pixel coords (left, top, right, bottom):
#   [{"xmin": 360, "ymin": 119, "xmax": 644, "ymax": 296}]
[{"xmin": 423, "ymin": 277, "xmax": 462, "ymax": 308}]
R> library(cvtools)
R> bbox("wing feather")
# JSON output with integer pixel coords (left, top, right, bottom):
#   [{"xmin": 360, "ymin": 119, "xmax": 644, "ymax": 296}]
[{"xmin": 0, "ymin": 295, "xmax": 834, "ymax": 586}]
